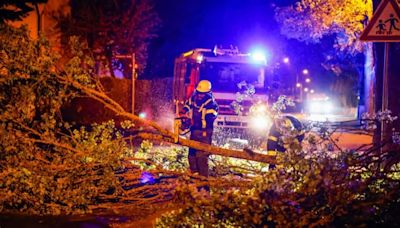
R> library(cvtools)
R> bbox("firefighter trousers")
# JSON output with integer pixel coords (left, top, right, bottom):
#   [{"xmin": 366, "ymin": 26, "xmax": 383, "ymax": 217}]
[{"xmin": 188, "ymin": 129, "xmax": 213, "ymax": 178}]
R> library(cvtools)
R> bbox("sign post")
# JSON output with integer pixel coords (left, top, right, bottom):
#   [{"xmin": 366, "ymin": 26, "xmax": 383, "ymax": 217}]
[
  {"xmin": 115, "ymin": 54, "xmax": 136, "ymax": 115},
  {"xmin": 359, "ymin": 0, "xmax": 400, "ymax": 146},
  {"xmin": 131, "ymin": 54, "xmax": 136, "ymax": 115}
]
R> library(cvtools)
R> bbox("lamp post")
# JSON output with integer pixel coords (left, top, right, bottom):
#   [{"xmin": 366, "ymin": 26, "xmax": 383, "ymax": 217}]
[
  {"xmin": 115, "ymin": 54, "xmax": 136, "ymax": 114},
  {"xmin": 296, "ymin": 83, "xmax": 303, "ymax": 102}
]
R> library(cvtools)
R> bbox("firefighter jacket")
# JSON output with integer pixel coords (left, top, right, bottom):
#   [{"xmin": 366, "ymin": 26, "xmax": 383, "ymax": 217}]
[
  {"xmin": 182, "ymin": 91, "xmax": 219, "ymax": 130},
  {"xmin": 267, "ymin": 115, "xmax": 304, "ymax": 154}
]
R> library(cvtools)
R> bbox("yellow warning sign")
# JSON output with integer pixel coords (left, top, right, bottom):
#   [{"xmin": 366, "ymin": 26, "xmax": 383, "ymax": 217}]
[{"xmin": 360, "ymin": 0, "xmax": 400, "ymax": 42}]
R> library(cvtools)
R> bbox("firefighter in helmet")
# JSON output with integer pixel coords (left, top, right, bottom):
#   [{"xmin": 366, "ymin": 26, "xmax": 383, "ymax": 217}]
[
  {"xmin": 267, "ymin": 115, "xmax": 305, "ymax": 155},
  {"xmin": 180, "ymin": 80, "xmax": 219, "ymax": 178}
]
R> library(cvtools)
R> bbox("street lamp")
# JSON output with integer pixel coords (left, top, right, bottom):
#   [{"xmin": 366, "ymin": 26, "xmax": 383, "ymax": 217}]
[
  {"xmin": 296, "ymin": 83, "xmax": 304, "ymax": 102},
  {"xmin": 114, "ymin": 54, "xmax": 136, "ymax": 115},
  {"xmin": 283, "ymin": 57, "xmax": 290, "ymax": 64},
  {"xmin": 296, "ymin": 68, "xmax": 311, "ymax": 101}
]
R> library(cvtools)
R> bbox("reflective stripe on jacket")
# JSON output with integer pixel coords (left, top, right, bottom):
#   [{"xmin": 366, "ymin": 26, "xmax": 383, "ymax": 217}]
[{"xmin": 182, "ymin": 91, "xmax": 219, "ymax": 130}]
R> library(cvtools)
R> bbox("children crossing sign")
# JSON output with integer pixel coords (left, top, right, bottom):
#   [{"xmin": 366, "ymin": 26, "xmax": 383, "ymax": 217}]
[{"xmin": 360, "ymin": 0, "xmax": 400, "ymax": 42}]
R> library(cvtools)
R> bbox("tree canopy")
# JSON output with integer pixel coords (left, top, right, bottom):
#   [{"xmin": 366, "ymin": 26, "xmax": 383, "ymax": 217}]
[
  {"xmin": 275, "ymin": 0, "xmax": 373, "ymax": 53},
  {"xmin": 57, "ymin": 0, "xmax": 160, "ymax": 77}
]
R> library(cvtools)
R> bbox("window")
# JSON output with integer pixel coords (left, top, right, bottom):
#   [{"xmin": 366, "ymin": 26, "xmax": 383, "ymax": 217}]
[{"xmin": 200, "ymin": 62, "xmax": 265, "ymax": 93}]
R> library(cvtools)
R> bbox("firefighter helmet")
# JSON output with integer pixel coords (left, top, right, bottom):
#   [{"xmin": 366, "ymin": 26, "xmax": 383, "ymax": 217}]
[
  {"xmin": 275, "ymin": 116, "xmax": 294, "ymax": 130},
  {"xmin": 196, "ymin": 80, "xmax": 212, "ymax": 93}
]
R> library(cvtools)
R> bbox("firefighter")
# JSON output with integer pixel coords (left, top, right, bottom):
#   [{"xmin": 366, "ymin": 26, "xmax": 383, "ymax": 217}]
[
  {"xmin": 267, "ymin": 115, "xmax": 304, "ymax": 155},
  {"xmin": 180, "ymin": 80, "xmax": 219, "ymax": 179}
]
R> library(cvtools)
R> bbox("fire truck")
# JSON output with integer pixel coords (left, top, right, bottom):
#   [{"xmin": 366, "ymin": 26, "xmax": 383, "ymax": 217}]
[{"xmin": 173, "ymin": 46, "xmax": 272, "ymax": 136}]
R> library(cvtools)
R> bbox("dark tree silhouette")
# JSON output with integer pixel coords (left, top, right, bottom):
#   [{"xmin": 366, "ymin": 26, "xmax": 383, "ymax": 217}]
[
  {"xmin": 57, "ymin": 0, "xmax": 160, "ymax": 78},
  {"xmin": 0, "ymin": 0, "xmax": 47, "ymax": 24}
]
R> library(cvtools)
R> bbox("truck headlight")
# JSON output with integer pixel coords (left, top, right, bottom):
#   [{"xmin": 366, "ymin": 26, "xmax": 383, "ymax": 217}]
[
  {"xmin": 250, "ymin": 114, "xmax": 272, "ymax": 131},
  {"xmin": 249, "ymin": 102, "xmax": 271, "ymax": 131}
]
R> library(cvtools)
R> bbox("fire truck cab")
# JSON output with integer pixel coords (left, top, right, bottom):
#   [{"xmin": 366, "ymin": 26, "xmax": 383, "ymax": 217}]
[{"xmin": 173, "ymin": 46, "xmax": 269, "ymax": 129}]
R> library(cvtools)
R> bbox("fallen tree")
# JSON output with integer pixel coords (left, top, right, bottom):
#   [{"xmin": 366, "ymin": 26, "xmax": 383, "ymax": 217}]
[
  {"xmin": 0, "ymin": 25, "xmax": 272, "ymax": 216},
  {"xmin": 55, "ymin": 72, "xmax": 276, "ymax": 164},
  {"xmin": 0, "ymin": 25, "xmax": 181, "ymax": 215}
]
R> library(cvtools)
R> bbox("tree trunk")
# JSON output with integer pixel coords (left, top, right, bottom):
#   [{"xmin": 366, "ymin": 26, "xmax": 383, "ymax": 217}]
[
  {"xmin": 373, "ymin": 42, "xmax": 384, "ymax": 146},
  {"xmin": 386, "ymin": 43, "xmax": 400, "ymax": 151},
  {"xmin": 107, "ymin": 55, "xmax": 116, "ymax": 78},
  {"xmin": 138, "ymin": 133, "xmax": 276, "ymax": 164},
  {"xmin": 363, "ymin": 43, "xmax": 375, "ymax": 116},
  {"xmin": 34, "ymin": 3, "xmax": 41, "ymax": 37}
]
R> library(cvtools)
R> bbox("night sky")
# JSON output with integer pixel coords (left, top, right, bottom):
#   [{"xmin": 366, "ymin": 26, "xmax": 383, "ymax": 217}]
[
  {"xmin": 144, "ymin": 0, "xmax": 344, "ymax": 96},
  {"xmin": 145, "ymin": 0, "xmax": 299, "ymax": 78}
]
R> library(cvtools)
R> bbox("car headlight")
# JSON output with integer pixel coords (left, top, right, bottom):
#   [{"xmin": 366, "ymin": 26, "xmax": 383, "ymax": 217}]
[
  {"xmin": 308, "ymin": 100, "xmax": 334, "ymax": 114},
  {"xmin": 322, "ymin": 101, "xmax": 333, "ymax": 113}
]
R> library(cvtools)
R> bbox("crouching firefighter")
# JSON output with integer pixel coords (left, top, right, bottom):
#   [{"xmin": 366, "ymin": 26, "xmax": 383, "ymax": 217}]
[
  {"xmin": 267, "ymin": 115, "xmax": 305, "ymax": 168},
  {"xmin": 180, "ymin": 80, "xmax": 219, "ymax": 178}
]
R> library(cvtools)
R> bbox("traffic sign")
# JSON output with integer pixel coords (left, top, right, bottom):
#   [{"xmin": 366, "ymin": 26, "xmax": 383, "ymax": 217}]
[{"xmin": 360, "ymin": 0, "xmax": 400, "ymax": 42}]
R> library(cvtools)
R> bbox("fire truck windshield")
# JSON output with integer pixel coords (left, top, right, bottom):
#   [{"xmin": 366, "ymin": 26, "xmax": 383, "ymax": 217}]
[{"xmin": 199, "ymin": 62, "xmax": 265, "ymax": 93}]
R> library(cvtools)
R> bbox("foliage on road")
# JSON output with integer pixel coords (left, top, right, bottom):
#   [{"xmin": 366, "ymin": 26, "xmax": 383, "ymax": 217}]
[{"xmin": 157, "ymin": 132, "xmax": 400, "ymax": 227}]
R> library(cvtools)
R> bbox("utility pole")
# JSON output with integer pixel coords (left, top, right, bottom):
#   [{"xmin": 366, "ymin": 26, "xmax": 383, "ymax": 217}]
[
  {"xmin": 381, "ymin": 43, "xmax": 390, "ymax": 145},
  {"xmin": 115, "ymin": 54, "xmax": 136, "ymax": 114},
  {"xmin": 131, "ymin": 53, "xmax": 136, "ymax": 115}
]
